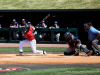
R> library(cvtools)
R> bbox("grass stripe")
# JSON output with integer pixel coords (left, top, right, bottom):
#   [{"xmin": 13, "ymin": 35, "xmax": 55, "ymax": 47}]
[
  {"xmin": 0, "ymin": 68, "xmax": 100, "ymax": 75},
  {"xmin": 0, "ymin": 0, "xmax": 100, "ymax": 9}
]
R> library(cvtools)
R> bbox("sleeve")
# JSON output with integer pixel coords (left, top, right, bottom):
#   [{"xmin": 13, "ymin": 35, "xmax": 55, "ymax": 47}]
[
  {"xmin": 38, "ymin": 24, "xmax": 41, "ymax": 28},
  {"xmin": 31, "ymin": 26, "xmax": 35, "ymax": 30},
  {"xmin": 25, "ymin": 23, "xmax": 28, "ymax": 25},
  {"xmin": 73, "ymin": 37, "xmax": 79, "ymax": 43},
  {"xmin": 45, "ymin": 24, "xmax": 47, "ymax": 28},
  {"xmin": 57, "ymin": 25, "xmax": 60, "ymax": 28},
  {"xmin": 30, "ymin": 27, "xmax": 33, "ymax": 31},
  {"xmin": 16, "ymin": 22, "xmax": 19, "ymax": 26},
  {"xmin": 92, "ymin": 27, "xmax": 100, "ymax": 35}
]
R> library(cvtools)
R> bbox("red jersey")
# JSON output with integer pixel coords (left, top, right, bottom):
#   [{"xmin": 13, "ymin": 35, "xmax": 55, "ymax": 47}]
[{"xmin": 25, "ymin": 27, "xmax": 35, "ymax": 40}]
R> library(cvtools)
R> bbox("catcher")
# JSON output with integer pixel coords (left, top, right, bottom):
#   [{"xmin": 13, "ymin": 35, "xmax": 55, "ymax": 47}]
[
  {"xmin": 64, "ymin": 32, "xmax": 93, "ymax": 56},
  {"xmin": 18, "ymin": 24, "xmax": 47, "ymax": 56}
]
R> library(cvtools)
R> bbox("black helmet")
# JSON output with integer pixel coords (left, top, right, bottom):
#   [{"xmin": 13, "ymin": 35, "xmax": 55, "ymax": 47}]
[{"xmin": 25, "ymin": 24, "xmax": 30, "ymax": 31}]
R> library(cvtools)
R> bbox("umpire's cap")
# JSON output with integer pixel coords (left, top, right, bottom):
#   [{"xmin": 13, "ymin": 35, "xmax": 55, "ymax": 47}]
[{"xmin": 84, "ymin": 22, "xmax": 92, "ymax": 27}]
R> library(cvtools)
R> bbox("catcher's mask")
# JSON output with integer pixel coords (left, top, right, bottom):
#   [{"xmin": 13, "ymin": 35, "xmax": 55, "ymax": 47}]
[
  {"xmin": 25, "ymin": 24, "xmax": 30, "ymax": 31},
  {"xmin": 84, "ymin": 23, "xmax": 92, "ymax": 32},
  {"xmin": 64, "ymin": 32, "xmax": 71, "ymax": 39}
]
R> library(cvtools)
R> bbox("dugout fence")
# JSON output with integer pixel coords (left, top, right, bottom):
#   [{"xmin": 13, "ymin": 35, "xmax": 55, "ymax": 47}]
[{"xmin": 0, "ymin": 28, "xmax": 78, "ymax": 44}]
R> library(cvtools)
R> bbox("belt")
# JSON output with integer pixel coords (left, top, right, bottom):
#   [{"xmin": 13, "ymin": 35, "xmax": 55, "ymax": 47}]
[
  {"xmin": 29, "ymin": 40, "xmax": 32, "ymax": 41},
  {"xmin": 29, "ymin": 39, "xmax": 35, "ymax": 41}
]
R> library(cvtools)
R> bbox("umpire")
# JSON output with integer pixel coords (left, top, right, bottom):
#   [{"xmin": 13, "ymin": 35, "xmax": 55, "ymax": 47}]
[{"xmin": 84, "ymin": 22, "xmax": 100, "ymax": 56}]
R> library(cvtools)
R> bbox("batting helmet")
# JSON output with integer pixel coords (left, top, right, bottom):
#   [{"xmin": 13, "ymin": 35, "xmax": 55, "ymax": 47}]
[{"xmin": 25, "ymin": 24, "xmax": 30, "ymax": 31}]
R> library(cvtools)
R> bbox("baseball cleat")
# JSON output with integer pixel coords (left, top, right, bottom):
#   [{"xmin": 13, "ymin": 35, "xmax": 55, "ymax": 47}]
[
  {"xmin": 16, "ymin": 52, "xmax": 23, "ymax": 56},
  {"xmin": 74, "ymin": 52, "xmax": 79, "ymax": 56},
  {"xmin": 43, "ymin": 50, "xmax": 47, "ymax": 54},
  {"xmin": 87, "ymin": 50, "xmax": 93, "ymax": 56},
  {"xmin": 94, "ymin": 52, "xmax": 100, "ymax": 56}
]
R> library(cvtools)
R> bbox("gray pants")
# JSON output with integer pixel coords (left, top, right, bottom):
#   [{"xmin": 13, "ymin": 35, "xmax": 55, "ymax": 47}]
[
  {"xmin": 65, "ymin": 43, "xmax": 90, "ymax": 54},
  {"xmin": 54, "ymin": 33, "xmax": 60, "ymax": 42},
  {"xmin": 13, "ymin": 31, "xmax": 19, "ymax": 40},
  {"xmin": 86, "ymin": 39, "xmax": 100, "ymax": 54}
]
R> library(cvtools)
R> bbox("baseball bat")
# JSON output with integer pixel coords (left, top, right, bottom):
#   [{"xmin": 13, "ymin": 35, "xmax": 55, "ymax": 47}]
[{"xmin": 35, "ymin": 14, "xmax": 50, "ymax": 27}]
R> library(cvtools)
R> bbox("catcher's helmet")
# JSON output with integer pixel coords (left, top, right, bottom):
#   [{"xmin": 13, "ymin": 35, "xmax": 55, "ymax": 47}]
[
  {"xmin": 64, "ymin": 32, "xmax": 74, "ymax": 40},
  {"xmin": 64, "ymin": 32, "xmax": 71, "ymax": 38},
  {"xmin": 25, "ymin": 24, "xmax": 30, "ymax": 31}
]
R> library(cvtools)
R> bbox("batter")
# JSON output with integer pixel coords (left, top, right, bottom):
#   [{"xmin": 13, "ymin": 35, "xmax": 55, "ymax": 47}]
[{"xmin": 18, "ymin": 24, "xmax": 47, "ymax": 55}]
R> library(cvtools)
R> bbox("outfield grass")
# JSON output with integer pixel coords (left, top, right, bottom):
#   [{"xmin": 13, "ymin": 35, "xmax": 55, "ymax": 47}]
[
  {"xmin": 0, "ymin": 0, "xmax": 100, "ymax": 9},
  {"xmin": 1, "ymin": 68, "xmax": 100, "ymax": 75}
]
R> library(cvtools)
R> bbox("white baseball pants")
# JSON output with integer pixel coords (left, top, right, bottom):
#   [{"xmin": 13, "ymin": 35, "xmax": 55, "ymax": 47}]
[{"xmin": 19, "ymin": 39, "xmax": 43, "ymax": 54}]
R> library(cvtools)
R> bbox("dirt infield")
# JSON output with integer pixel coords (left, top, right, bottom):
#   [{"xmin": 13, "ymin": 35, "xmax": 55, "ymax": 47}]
[
  {"xmin": 0, "ymin": 43, "xmax": 100, "ymax": 64},
  {"xmin": 0, "ymin": 53, "xmax": 100, "ymax": 64}
]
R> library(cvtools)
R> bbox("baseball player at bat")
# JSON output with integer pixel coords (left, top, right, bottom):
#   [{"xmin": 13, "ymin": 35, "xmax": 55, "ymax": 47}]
[
  {"xmin": 64, "ymin": 32, "xmax": 93, "ymax": 56},
  {"xmin": 18, "ymin": 24, "xmax": 47, "ymax": 56}
]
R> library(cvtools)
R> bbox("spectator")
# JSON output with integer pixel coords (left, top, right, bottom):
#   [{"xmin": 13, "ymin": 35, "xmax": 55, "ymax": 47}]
[
  {"xmin": 19, "ymin": 19, "xmax": 27, "ymax": 40},
  {"xmin": 10, "ymin": 19, "xmax": 19, "ymax": 40},
  {"xmin": 49, "ymin": 21, "xmax": 60, "ymax": 42},
  {"xmin": 36, "ymin": 21, "xmax": 47, "ymax": 41},
  {"xmin": 19, "ymin": 19, "xmax": 27, "ymax": 28},
  {"xmin": 28, "ymin": 21, "xmax": 35, "ymax": 30}
]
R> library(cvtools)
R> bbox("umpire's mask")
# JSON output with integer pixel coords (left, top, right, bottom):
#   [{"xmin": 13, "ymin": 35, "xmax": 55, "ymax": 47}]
[{"xmin": 84, "ymin": 23, "xmax": 88, "ymax": 32}]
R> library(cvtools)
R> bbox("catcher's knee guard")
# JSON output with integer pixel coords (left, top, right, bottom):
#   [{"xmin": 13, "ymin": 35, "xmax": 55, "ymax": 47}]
[{"xmin": 78, "ymin": 43, "xmax": 90, "ymax": 54}]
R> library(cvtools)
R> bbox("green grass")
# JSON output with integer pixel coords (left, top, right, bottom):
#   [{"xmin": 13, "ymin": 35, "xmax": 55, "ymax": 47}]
[
  {"xmin": 0, "ymin": 47, "xmax": 87, "ymax": 52},
  {"xmin": 0, "ymin": 47, "xmax": 83, "ymax": 52},
  {"xmin": 0, "ymin": 47, "xmax": 67, "ymax": 52},
  {"xmin": 1, "ymin": 68, "xmax": 100, "ymax": 75},
  {"xmin": 0, "ymin": 0, "xmax": 100, "ymax": 9}
]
